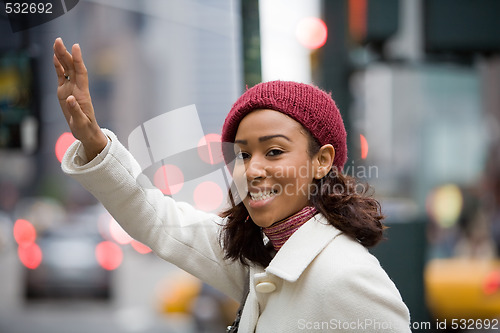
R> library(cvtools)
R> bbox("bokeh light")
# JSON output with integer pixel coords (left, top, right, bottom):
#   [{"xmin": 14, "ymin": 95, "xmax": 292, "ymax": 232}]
[
  {"xmin": 95, "ymin": 241, "xmax": 123, "ymax": 271},
  {"xmin": 193, "ymin": 181, "xmax": 224, "ymax": 212},
  {"xmin": 483, "ymin": 271, "xmax": 500, "ymax": 295},
  {"xmin": 154, "ymin": 164, "xmax": 184, "ymax": 195},
  {"xmin": 97, "ymin": 212, "xmax": 112, "ymax": 241},
  {"xmin": 295, "ymin": 17, "xmax": 328, "ymax": 49},
  {"xmin": 13, "ymin": 219, "xmax": 36, "ymax": 246},
  {"xmin": 197, "ymin": 133, "xmax": 223, "ymax": 165},
  {"xmin": 426, "ymin": 184, "xmax": 463, "ymax": 228},
  {"xmin": 18, "ymin": 243, "xmax": 42, "ymax": 270},
  {"xmin": 131, "ymin": 240, "xmax": 152, "ymax": 254},
  {"xmin": 109, "ymin": 217, "xmax": 133, "ymax": 245},
  {"xmin": 55, "ymin": 132, "xmax": 76, "ymax": 163},
  {"xmin": 360, "ymin": 134, "xmax": 369, "ymax": 159},
  {"xmin": 349, "ymin": 0, "xmax": 367, "ymax": 42}
]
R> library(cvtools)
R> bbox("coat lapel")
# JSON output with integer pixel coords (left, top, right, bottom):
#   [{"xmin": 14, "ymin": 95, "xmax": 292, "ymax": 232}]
[
  {"xmin": 239, "ymin": 214, "xmax": 343, "ymax": 332},
  {"xmin": 265, "ymin": 214, "xmax": 342, "ymax": 282}
]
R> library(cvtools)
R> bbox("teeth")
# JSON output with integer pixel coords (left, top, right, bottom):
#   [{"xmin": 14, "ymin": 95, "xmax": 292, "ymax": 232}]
[{"xmin": 249, "ymin": 190, "xmax": 277, "ymax": 201}]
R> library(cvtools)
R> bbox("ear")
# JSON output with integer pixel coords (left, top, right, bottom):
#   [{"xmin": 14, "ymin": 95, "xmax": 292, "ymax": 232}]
[{"xmin": 312, "ymin": 144, "xmax": 335, "ymax": 179}]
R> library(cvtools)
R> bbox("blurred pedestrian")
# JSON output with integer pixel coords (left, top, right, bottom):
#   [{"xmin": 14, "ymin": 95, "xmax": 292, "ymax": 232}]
[{"xmin": 53, "ymin": 37, "xmax": 410, "ymax": 332}]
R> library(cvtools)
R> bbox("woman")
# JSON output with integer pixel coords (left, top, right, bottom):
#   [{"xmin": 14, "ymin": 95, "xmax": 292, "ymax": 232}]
[{"xmin": 54, "ymin": 37, "xmax": 411, "ymax": 332}]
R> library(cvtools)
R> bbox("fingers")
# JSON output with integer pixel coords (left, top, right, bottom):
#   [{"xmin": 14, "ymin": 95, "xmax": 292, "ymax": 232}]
[
  {"xmin": 54, "ymin": 38, "xmax": 96, "ymax": 141},
  {"xmin": 66, "ymin": 95, "xmax": 89, "ymax": 124},
  {"xmin": 53, "ymin": 37, "xmax": 74, "ymax": 78},
  {"xmin": 53, "ymin": 38, "xmax": 89, "ymax": 90},
  {"xmin": 53, "ymin": 54, "xmax": 66, "ymax": 86},
  {"xmin": 71, "ymin": 44, "xmax": 86, "ymax": 74},
  {"xmin": 71, "ymin": 43, "xmax": 89, "ymax": 88}
]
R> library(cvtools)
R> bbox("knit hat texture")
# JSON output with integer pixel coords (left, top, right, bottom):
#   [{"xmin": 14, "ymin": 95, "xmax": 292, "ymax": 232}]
[{"xmin": 221, "ymin": 80, "xmax": 347, "ymax": 169}]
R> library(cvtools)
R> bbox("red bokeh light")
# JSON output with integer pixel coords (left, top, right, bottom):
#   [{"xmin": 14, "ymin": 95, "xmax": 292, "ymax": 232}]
[
  {"xmin": 483, "ymin": 271, "xmax": 500, "ymax": 295},
  {"xmin": 349, "ymin": 0, "xmax": 367, "ymax": 43},
  {"xmin": 296, "ymin": 17, "xmax": 328, "ymax": 49},
  {"xmin": 55, "ymin": 132, "xmax": 77, "ymax": 163},
  {"xmin": 131, "ymin": 240, "xmax": 152, "ymax": 254},
  {"xmin": 193, "ymin": 181, "xmax": 224, "ymax": 212},
  {"xmin": 95, "ymin": 241, "xmax": 123, "ymax": 271},
  {"xmin": 360, "ymin": 134, "xmax": 369, "ymax": 159},
  {"xmin": 18, "ymin": 243, "xmax": 42, "ymax": 270},
  {"xmin": 197, "ymin": 133, "xmax": 223, "ymax": 165},
  {"xmin": 13, "ymin": 219, "xmax": 36, "ymax": 246},
  {"xmin": 97, "ymin": 213, "xmax": 112, "ymax": 241},
  {"xmin": 154, "ymin": 164, "xmax": 184, "ymax": 195},
  {"xmin": 109, "ymin": 217, "xmax": 133, "ymax": 245}
]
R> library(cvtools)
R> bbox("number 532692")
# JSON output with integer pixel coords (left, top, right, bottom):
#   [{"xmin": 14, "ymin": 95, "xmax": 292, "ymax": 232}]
[{"xmin": 5, "ymin": 2, "xmax": 53, "ymax": 14}]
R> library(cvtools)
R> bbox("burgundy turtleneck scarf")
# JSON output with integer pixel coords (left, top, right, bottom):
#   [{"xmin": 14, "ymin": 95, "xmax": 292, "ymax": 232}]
[{"xmin": 263, "ymin": 206, "xmax": 318, "ymax": 252}]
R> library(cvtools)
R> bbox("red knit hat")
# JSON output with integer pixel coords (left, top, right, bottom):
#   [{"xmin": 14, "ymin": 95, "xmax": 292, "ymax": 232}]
[{"xmin": 221, "ymin": 80, "xmax": 347, "ymax": 169}]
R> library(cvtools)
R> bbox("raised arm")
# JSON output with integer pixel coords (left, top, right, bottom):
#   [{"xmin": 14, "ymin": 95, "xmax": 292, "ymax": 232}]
[
  {"xmin": 54, "ymin": 38, "xmax": 248, "ymax": 301},
  {"xmin": 53, "ymin": 37, "xmax": 107, "ymax": 161}
]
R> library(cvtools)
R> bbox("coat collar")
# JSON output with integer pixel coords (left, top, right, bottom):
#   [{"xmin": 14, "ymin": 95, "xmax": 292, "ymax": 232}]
[{"xmin": 264, "ymin": 214, "xmax": 342, "ymax": 282}]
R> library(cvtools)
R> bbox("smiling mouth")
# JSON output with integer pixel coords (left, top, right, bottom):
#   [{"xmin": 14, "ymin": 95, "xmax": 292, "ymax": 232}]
[{"xmin": 249, "ymin": 189, "xmax": 279, "ymax": 201}]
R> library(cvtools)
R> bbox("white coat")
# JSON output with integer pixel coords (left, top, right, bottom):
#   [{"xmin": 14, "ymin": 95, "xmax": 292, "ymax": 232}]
[{"xmin": 62, "ymin": 129, "xmax": 411, "ymax": 332}]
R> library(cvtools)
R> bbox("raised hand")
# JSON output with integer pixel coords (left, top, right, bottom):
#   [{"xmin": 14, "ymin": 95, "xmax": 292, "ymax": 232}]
[{"xmin": 53, "ymin": 37, "xmax": 107, "ymax": 161}]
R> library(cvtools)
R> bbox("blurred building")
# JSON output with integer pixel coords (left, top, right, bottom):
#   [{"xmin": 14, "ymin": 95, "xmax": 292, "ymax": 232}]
[{"xmin": 1, "ymin": 0, "xmax": 500, "ymax": 332}]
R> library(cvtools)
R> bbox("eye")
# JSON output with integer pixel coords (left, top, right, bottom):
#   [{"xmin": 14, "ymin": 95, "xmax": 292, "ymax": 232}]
[
  {"xmin": 235, "ymin": 151, "xmax": 250, "ymax": 160},
  {"xmin": 267, "ymin": 149, "xmax": 284, "ymax": 157}
]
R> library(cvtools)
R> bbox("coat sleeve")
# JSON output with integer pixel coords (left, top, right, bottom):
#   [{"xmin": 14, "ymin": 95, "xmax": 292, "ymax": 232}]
[{"xmin": 61, "ymin": 129, "xmax": 247, "ymax": 301}]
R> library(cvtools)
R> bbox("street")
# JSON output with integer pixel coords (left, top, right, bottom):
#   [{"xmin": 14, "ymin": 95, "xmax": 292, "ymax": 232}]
[{"xmin": 0, "ymin": 241, "xmax": 195, "ymax": 333}]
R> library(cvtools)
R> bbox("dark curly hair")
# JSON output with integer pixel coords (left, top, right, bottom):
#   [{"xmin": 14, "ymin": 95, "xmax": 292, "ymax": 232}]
[{"xmin": 219, "ymin": 130, "xmax": 385, "ymax": 268}]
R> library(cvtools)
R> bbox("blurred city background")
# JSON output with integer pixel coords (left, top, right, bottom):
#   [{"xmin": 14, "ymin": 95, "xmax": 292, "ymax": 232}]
[{"xmin": 1, "ymin": 0, "xmax": 500, "ymax": 332}]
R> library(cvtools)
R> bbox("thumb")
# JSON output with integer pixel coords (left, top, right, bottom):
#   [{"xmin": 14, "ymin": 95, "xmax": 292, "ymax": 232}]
[{"xmin": 66, "ymin": 95, "xmax": 88, "ymax": 123}]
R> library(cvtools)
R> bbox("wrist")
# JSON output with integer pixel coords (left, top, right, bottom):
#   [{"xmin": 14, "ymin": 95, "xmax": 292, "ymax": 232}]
[{"xmin": 82, "ymin": 129, "xmax": 108, "ymax": 161}]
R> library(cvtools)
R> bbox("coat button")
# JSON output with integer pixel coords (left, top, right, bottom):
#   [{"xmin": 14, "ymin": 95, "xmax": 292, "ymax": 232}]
[{"xmin": 255, "ymin": 281, "xmax": 276, "ymax": 293}]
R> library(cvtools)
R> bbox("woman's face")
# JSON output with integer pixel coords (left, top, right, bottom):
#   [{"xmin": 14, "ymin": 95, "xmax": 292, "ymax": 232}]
[{"xmin": 233, "ymin": 109, "xmax": 317, "ymax": 228}]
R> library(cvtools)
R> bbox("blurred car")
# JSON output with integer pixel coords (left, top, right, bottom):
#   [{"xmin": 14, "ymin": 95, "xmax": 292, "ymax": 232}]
[
  {"xmin": 425, "ymin": 258, "xmax": 500, "ymax": 322},
  {"xmin": 157, "ymin": 271, "xmax": 239, "ymax": 332},
  {"xmin": 24, "ymin": 219, "xmax": 112, "ymax": 300}
]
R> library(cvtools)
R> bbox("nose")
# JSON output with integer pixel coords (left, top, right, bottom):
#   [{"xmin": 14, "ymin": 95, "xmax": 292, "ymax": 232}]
[{"xmin": 245, "ymin": 156, "xmax": 267, "ymax": 181}]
